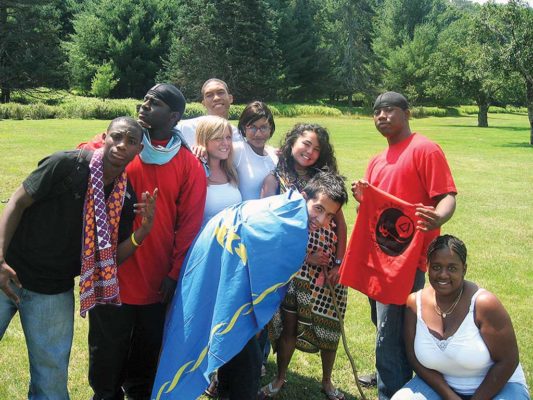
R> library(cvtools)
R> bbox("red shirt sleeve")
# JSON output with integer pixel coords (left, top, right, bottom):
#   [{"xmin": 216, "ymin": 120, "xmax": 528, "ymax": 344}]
[{"xmin": 168, "ymin": 153, "xmax": 207, "ymax": 279}]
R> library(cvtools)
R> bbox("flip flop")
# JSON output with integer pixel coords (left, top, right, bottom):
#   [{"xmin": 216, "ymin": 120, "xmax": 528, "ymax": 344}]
[
  {"xmin": 204, "ymin": 374, "xmax": 218, "ymax": 398},
  {"xmin": 321, "ymin": 387, "xmax": 345, "ymax": 400},
  {"xmin": 258, "ymin": 380, "xmax": 286, "ymax": 399}
]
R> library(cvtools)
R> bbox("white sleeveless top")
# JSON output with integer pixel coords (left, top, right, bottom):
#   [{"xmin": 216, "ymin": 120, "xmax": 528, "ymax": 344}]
[
  {"xmin": 233, "ymin": 141, "xmax": 278, "ymax": 201},
  {"xmin": 202, "ymin": 182, "xmax": 242, "ymax": 225},
  {"xmin": 414, "ymin": 289, "xmax": 526, "ymax": 395}
]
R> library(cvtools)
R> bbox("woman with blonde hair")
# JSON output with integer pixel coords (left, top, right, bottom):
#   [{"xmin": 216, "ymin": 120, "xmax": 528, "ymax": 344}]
[{"xmin": 195, "ymin": 115, "xmax": 241, "ymax": 225}]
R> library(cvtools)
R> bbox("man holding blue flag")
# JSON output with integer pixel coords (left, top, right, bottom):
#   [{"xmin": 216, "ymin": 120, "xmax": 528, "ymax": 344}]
[{"xmin": 151, "ymin": 171, "xmax": 348, "ymax": 400}]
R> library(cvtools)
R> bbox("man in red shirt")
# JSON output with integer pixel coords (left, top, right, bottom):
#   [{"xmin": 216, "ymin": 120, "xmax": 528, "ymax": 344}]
[
  {"xmin": 352, "ymin": 92, "xmax": 457, "ymax": 400},
  {"xmin": 88, "ymin": 84, "xmax": 207, "ymax": 400}
]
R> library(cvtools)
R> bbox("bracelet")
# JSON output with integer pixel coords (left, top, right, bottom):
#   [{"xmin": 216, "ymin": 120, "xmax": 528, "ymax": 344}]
[{"xmin": 131, "ymin": 232, "xmax": 142, "ymax": 247}]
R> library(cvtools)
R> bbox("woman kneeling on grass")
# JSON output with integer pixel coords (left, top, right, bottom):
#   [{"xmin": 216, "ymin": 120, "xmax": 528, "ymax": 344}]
[{"xmin": 392, "ymin": 235, "xmax": 530, "ymax": 400}]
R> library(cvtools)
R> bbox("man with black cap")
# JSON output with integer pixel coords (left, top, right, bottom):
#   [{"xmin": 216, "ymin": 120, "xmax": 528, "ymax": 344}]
[
  {"xmin": 351, "ymin": 91, "xmax": 457, "ymax": 400},
  {"xmin": 88, "ymin": 84, "xmax": 207, "ymax": 400}
]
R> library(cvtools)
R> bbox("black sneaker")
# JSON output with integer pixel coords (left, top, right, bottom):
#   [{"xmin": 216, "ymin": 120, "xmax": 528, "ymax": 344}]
[{"xmin": 358, "ymin": 372, "xmax": 377, "ymax": 387}]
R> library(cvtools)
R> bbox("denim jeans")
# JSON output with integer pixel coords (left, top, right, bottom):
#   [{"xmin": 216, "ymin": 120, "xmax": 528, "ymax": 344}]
[
  {"xmin": 0, "ymin": 284, "xmax": 74, "ymax": 400},
  {"xmin": 373, "ymin": 269, "xmax": 425, "ymax": 400},
  {"xmin": 391, "ymin": 375, "xmax": 531, "ymax": 400}
]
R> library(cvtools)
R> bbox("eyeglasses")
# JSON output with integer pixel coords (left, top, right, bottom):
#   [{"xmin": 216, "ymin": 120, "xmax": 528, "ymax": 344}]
[{"xmin": 246, "ymin": 124, "xmax": 271, "ymax": 134}]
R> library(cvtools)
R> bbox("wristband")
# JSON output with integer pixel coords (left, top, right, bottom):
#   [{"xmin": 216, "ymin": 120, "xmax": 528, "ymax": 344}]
[{"xmin": 131, "ymin": 232, "xmax": 142, "ymax": 247}]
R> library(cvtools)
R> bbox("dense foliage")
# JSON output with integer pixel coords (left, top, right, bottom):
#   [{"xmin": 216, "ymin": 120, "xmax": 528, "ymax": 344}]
[{"xmin": 1, "ymin": 0, "xmax": 532, "ymax": 133}]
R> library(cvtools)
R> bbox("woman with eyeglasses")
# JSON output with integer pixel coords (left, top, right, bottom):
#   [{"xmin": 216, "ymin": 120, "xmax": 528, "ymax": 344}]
[
  {"xmin": 233, "ymin": 101, "xmax": 278, "ymax": 201},
  {"xmin": 205, "ymin": 102, "xmax": 278, "ymax": 400}
]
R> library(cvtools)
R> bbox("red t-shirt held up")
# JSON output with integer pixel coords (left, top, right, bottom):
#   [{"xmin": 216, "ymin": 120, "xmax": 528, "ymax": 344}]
[{"xmin": 339, "ymin": 184, "xmax": 424, "ymax": 305}]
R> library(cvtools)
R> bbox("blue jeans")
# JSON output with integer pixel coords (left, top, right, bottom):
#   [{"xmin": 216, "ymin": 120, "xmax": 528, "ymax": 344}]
[
  {"xmin": 391, "ymin": 375, "xmax": 531, "ymax": 400},
  {"xmin": 0, "ymin": 284, "xmax": 74, "ymax": 400},
  {"xmin": 373, "ymin": 269, "xmax": 425, "ymax": 400}
]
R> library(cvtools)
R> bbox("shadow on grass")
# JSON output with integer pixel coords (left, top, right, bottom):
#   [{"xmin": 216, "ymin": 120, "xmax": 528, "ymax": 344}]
[
  {"xmin": 498, "ymin": 142, "xmax": 532, "ymax": 148},
  {"xmin": 434, "ymin": 124, "xmax": 528, "ymax": 132},
  {"xmin": 257, "ymin": 360, "xmax": 376, "ymax": 400}
]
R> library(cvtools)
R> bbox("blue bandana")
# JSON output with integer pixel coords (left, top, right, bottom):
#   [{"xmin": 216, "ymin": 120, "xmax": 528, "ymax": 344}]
[{"xmin": 139, "ymin": 128, "xmax": 182, "ymax": 165}]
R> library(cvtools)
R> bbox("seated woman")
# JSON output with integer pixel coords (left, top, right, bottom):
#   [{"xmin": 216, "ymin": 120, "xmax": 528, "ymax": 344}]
[{"xmin": 392, "ymin": 235, "xmax": 530, "ymax": 400}]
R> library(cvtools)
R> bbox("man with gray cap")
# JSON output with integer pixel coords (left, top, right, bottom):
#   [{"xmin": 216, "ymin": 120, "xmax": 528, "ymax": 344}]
[
  {"xmin": 88, "ymin": 84, "xmax": 207, "ymax": 400},
  {"xmin": 350, "ymin": 91, "xmax": 457, "ymax": 400}
]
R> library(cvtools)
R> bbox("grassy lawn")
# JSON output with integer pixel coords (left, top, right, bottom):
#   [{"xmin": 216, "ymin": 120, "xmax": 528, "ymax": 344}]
[{"xmin": 0, "ymin": 113, "xmax": 531, "ymax": 399}]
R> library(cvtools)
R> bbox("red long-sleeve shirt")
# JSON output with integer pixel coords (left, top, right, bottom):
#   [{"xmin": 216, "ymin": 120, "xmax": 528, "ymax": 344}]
[{"xmin": 118, "ymin": 147, "xmax": 207, "ymax": 304}]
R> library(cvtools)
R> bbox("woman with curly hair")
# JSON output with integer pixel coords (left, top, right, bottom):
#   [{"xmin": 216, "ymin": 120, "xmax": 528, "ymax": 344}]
[{"xmin": 260, "ymin": 123, "xmax": 348, "ymax": 400}]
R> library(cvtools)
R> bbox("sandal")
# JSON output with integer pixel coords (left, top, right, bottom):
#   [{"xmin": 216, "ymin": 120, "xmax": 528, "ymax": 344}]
[
  {"xmin": 204, "ymin": 373, "xmax": 218, "ymax": 398},
  {"xmin": 321, "ymin": 387, "xmax": 345, "ymax": 400},
  {"xmin": 258, "ymin": 380, "xmax": 286, "ymax": 399}
]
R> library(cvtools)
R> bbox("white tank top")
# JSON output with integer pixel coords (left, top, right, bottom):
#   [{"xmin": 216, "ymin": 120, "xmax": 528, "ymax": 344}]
[
  {"xmin": 202, "ymin": 182, "xmax": 242, "ymax": 225},
  {"xmin": 233, "ymin": 141, "xmax": 278, "ymax": 201},
  {"xmin": 414, "ymin": 289, "xmax": 526, "ymax": 395}
]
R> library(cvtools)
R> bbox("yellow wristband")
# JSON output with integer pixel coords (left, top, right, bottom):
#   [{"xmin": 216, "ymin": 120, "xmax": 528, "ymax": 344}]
[{"xmin": 131, "ymin": 232, "xmax": 142, "ymax": 247}]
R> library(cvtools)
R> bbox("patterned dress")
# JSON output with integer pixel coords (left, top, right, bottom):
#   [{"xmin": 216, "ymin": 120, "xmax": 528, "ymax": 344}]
[{"xmin": 269, "ymin": 171, "xmax": 348, "ymax": 353}]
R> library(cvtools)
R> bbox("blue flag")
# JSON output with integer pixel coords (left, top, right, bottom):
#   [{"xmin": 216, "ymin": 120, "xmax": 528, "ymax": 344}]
[{"xmin": 151, "ymin": 190, "xmax": 309, "ymax": 400}]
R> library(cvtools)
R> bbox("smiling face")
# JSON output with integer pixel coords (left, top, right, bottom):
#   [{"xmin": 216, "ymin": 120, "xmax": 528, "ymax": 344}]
[
  {"xmin": 202, "ymin": 80, "xmax": 233, "ymax": 118},
  {"xmin": 304, "ymin": 192, "xmax": 340, "ymax": 232},
  {"xmin": 428, "ymin": 246, "xmax": 467, "ymax": 296},
  {"xmin": 291, "ymin": 130, "xmax": 321, "ymax": 172},
  {"xmin": 206, "ymin": 126, "xmax": 233, "ymax": 161},
  {"xmin": 102, "ymin": 119, "xmax": 143, "ymax": 169}
]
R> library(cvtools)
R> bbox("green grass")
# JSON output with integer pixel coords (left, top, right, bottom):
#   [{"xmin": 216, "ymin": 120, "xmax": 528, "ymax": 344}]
[{"xmin": 0, "ymin": 113, "xmax": 531, "ymax": 399}]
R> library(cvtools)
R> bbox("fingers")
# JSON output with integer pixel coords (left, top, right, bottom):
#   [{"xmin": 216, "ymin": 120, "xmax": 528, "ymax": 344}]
[
  {"xmin": 415, "ymin": 206, "xmax": 440, "ymax": 231},
  {"xmin": 351, "ymin": 179, "xmax": 368, "ymax": 202},
  {"xmin": 2, "ymin": 286, "xmax": 20, "ymax": 304},
  {"xmin": 0, "ymin": 265, "xmax": 21, "ymax": 304}
]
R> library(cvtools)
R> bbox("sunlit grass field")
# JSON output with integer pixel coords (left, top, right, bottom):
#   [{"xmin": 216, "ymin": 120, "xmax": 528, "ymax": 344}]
[{"xmin": 0, "ymin": 113, "xmax": 531, "ymax": 399}]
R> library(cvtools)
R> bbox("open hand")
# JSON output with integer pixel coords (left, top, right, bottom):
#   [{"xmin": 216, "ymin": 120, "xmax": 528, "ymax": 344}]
[{"xmin": 134, "ymin": 188, "xmax": 158, "ymax": 233}]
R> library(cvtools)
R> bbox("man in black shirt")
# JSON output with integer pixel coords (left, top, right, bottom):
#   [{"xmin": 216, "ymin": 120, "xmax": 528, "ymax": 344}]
[{"xmin": 0, "ymin": 116, "xmax": 155, "ymax": 400}]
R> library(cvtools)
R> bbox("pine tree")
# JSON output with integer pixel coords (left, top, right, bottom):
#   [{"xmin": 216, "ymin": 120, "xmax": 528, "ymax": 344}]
[
  {"xmin": 159, "ymin": 0, "xmax": 280, "ymax": 102},
  {"xmin": 319, "ymin": 0, "xmax": 377, "ymax": 105},
  {"xmin": 0, "ymin": 0, "xmax": 66, "ymax": 102},
  {"xmin": 276, "ymin": 0, "xmax": 328, "ymax": 101},
  {"xmin": 67, "ymin": 0, "xmax": 179, "ymax": 98}
]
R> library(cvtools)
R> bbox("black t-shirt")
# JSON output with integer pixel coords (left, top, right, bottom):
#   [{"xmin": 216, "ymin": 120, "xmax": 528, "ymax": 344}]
[{"xmin": 6, "ymin": 150, "xmax": 136, "ymax": 294}]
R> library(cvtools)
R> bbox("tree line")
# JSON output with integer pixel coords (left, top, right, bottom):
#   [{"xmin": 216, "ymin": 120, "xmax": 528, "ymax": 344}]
[{"xmin": 0, "ymin": 0, "xmax": 532, "ymax": 136}]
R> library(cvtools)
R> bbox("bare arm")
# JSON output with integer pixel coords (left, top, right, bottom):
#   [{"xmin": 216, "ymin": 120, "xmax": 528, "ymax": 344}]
[
  {"xmin": 0, "ymin": 186, "xmax": 35, "ymax": 303},
  {"xmin": 404, "ymin": 292, "xmax": 462, "ymax": 400},
  {"xmin": 471, "ymin": 292, "xmax": 519, "ymax": 400},
  {"xmin": 116, "ymin": 189, "xmax": 158, "ymax": 265},
  {"xmin": 326, "ymin": 207, "xmax": 347, "ymax": 286},
  {"xmin": 415, "ymin": 193, "xmax": 456, "ymax": 232},
  {"xmin": 260, "ymin": 173, "xmax": 279, "ymax": 198}
]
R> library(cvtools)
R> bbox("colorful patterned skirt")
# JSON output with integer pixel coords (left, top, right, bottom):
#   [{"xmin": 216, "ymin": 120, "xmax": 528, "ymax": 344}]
[{"xmin": 269, "ymin": 226, "xmax": 348, "ymax": 353}]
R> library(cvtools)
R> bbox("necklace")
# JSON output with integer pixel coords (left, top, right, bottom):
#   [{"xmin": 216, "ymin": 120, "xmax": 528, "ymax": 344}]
[
  {"xmin": 434, "ymin": 284, "xmax": 464, "ymax": 318},
  {"xmin": 295, "ymin": 169, "xmax": 308, "ymax": 178}
]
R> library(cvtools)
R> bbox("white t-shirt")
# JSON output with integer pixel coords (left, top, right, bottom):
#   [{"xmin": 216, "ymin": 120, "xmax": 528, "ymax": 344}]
[
  {"xmin": 177, "ymin": 116, "xmax": 241, "ymax": 147},
  {"xmin": 202, "ymin": 182, "xmax": 242, "ymax": 225},
  {"xmin": 233, "ymin": 141, "xmax": 278, "ymax": 201}
]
